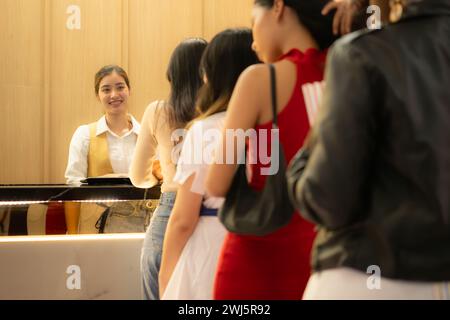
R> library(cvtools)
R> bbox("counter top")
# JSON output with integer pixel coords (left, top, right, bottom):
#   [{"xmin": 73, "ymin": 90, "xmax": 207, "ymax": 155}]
[{"xmin": 0, "ymin": 184, "xmax": 161, "ymax": 202}]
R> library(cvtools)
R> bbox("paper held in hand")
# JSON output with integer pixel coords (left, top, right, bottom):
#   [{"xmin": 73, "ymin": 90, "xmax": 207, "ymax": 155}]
[{"xmin": 302, "ymin": 81, "xmax": 326, "ymax": 126}]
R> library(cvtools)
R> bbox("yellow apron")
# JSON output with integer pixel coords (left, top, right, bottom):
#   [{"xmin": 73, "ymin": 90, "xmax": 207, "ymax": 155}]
[
  {"xmin": 87, "ymin": 122, "xmax": 114, "ymax": 177},
  {"xmin": 80, "ymin": 122, "xmax": 154, "ymax": 233}
]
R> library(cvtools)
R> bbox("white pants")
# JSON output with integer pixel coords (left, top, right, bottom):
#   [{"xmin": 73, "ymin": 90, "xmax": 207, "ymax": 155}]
[{"xmin": 303, "ymin": 267, "xmax": 450, "ymax": 300}]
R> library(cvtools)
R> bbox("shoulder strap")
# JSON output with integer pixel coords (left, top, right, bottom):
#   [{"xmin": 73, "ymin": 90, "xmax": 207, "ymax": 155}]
[{"xmin": 269, "ymin": 64, "xmax": 278, "ymax": 128}]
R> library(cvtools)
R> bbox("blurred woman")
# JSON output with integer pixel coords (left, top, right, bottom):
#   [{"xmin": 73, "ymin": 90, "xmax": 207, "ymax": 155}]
[
  {"xmin": 206, "ymin": 0, "xmax": 338, "ymax": 299},
  {"xmin": 159, "ymin": 29, "xmax": 259, "ymax": 300},
  {"xmin": 288, "ymin": 0, "xmax": 450, "ymax": 299},
  {"xmin": 130, "ymin": 38, "xmax": 207, "ymax": 300}
]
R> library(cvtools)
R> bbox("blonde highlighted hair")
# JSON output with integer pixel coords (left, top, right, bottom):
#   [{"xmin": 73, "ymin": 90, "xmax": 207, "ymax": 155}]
[{"xmin": 187, "ymin": 28, "xmax": 259, "ymax": 129}]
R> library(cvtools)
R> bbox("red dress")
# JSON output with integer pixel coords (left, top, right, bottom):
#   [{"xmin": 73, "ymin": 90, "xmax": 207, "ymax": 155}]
[{"xmin": 213, "ymin": 48, "xmax": 327, "ymax": 300}]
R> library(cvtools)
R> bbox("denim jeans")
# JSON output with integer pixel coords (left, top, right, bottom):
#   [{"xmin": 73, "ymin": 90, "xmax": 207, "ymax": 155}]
[
  {"xmin": 141, "ymin": 192, "xmax": 176, "ymax": 300},
  {"xmin": 101, "ymin": 200, "xmax": 154, "ymax": 233}
]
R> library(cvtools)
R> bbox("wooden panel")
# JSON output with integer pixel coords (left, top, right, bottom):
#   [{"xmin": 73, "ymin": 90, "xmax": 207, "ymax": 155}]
[
  {"xmin": 204, "ymin": 0, "xmax": 253, "ymax": 41},
  {"xmin": 0, "ymin": 0, "xmax": 254, "ymax": 185},
  {"xmin": 48, "ymin": 0, "xmax": 124, "ymax": 183},
  {"xmin": 0, "ymin": 0, "xmax": 44, "ymax": 184},
  {"xmin": 128, "ymin": 0, "xmax": 203, "ymax": 122}
]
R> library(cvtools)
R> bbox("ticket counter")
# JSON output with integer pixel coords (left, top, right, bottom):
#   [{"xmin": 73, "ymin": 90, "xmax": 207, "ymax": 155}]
[{"xmin": 0, "ymin": 184, "xmax": 160, "ymax": 300}]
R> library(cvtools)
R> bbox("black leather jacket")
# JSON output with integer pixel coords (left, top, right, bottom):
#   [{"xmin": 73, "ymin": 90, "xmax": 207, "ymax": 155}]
[{"xmin": 288, "ymin": 0, "xmax": 450, "ymax": 281}]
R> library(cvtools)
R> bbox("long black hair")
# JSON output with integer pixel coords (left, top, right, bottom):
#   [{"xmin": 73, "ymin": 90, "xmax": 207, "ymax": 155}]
[
  {"xmin": 195, "ymin": 28, "xmax": 260, "ymax": 121},
  {"xmin": 166, "ymin": 38, "xmax": 208, "ymax": 129},
  {"xmin": 254, "ymin": 0, "xmax": 339, "ymax": 50}
]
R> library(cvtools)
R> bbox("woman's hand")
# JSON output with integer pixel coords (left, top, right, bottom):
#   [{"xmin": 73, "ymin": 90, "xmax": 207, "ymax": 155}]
[
  {"xmin": 322, "ymin": 0, "xmax": 368, "ymax": 35},
  {"xmin": 152, "ymin": 159, "xmax": 164, "ymax": 181}
]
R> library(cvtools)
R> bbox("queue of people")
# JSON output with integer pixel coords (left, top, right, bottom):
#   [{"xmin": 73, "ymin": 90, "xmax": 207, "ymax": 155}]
[{"xmin": 64, "ymin": 0, "xmax": 450, "ymax": 300}]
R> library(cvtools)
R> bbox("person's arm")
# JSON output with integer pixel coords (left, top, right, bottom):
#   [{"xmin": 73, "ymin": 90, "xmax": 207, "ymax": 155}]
[
  {"xmin": 158, "ymin": 174, "xmax": 202, "ymax": 297},
  {"xmin": 289, "ymin": 41, "xmax": 379, "ymax": 230},
  {"xmin": 129, "ymin": 101, "xmax": 160, "ymax": 189},
  {"xmin": 205, "ymin": 65, "xmax": 265, "ymax": 197},
  {"xmin": 64, "ymin": 126, "xmax": 89, "ymax": 234},
  {"xmin": 152, "ymin": 159, "xmax": 163, "ymax": 182},
  {"xmin": 65, "ymin": 126, "xmax": 89, "ymax": 185}
]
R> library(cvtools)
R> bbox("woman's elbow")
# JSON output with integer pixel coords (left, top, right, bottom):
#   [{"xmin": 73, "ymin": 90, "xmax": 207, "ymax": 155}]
[
  {"xmin": 129, "ymin": 172, "xmax": 144, "ymax": 188},
  {"xmin": 130, "ymin": 174, "xmax": 151, "ymax": 189},
  {"xmin": 130, "ymin": 166, "xmax": 157, "ymax": 189},
  {"xmin": 205, "ymin": 176, "xmax": 227, "ymax": 197}
]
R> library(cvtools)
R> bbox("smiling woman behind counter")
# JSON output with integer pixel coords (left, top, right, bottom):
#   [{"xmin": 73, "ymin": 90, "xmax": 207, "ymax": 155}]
[{"xmin": 64, "ymin": 65, "xmax": 143, "ymax": 234}]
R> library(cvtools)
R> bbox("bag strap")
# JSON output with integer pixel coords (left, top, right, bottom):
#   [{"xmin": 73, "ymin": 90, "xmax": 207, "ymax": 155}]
[
  {"xmin": 269, "ymin": 64, "xmax": 278, "ymax": 128},
  {"xmin": 269, "ymin": 63, "xmax": 288, "ymax": 169},
  {"xmin": 95, "ymin": 207, "xmax": 110, "ymax": 234}
]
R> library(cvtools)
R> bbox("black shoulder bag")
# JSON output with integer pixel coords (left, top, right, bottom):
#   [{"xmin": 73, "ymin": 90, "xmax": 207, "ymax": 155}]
[{"xmin": 218, "ymin": 64, "xmax": 295, "ymax": 236}]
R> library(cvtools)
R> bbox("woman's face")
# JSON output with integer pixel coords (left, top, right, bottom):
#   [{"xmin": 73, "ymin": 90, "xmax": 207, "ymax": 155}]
[
  {"xmin": 251, "ymin": 4, "xmax": 280, "ymax": 63},
  {"xmin": 97, "ymin": 71, "xmax": 130, "ymax": 115}
]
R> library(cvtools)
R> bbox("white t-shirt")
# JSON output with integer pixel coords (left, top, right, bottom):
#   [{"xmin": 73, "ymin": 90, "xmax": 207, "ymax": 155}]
[
  {"xmin": 173, "ymin": 112, "xmax": 226, "ymax": 209},
  {"xmin": 65, "ymin": 115, "xmax": 141, "ymax": 184}
]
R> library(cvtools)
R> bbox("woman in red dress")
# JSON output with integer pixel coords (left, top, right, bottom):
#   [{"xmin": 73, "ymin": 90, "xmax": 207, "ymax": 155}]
[{"xmin": 206, "ymin": 0, "xmax": 338, "ymax": 299}]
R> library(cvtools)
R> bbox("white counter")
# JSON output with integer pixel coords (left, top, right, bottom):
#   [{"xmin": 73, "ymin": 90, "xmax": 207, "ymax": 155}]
[{"xmin": 0, "ymin": 234, "xmax": 145, "ymax": 300}]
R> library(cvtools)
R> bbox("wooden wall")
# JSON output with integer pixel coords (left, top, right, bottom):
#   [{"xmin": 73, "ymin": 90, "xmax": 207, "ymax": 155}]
[
  {"xmin": 1, "ymin": 0, "xmax": 44, "ymax": 184},
  {"xmin": 0, "ymin": 0, "xmax": 253, "ymax": 184}
]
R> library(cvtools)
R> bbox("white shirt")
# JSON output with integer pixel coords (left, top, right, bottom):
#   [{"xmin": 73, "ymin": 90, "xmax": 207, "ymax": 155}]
[
  {"xmin": 65, "ymin": 115, "xmax": 141, "ymax": 184},
  {"xmin": 173, "ymin": 112, "xmax": 226, "ymax": 209}
]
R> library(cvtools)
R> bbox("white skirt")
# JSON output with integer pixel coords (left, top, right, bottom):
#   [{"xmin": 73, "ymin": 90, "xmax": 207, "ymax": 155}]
[
  {"xmin": 303, "ymin": 267, "xmax": 450, "ymax": 300},
  {"xmin": 162, "ymin": 216, "xmax": 227, "ymax": 300}
]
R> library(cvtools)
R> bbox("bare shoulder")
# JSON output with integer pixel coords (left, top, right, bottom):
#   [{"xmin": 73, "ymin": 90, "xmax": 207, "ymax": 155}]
[
  {"xmin": 239, "ymin": 60, "xmax": 297, "ymax": 124},
  {"xmin": 238, "ymin": 60, "xmax": 295, "ymax": 89},
  {"xmin": 232, "ymin": 64, "xmax": 270, "ymax": 106},
  {"xmin": 238, "ymin": 63, "xmax": 270, "ymax": 87}
]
